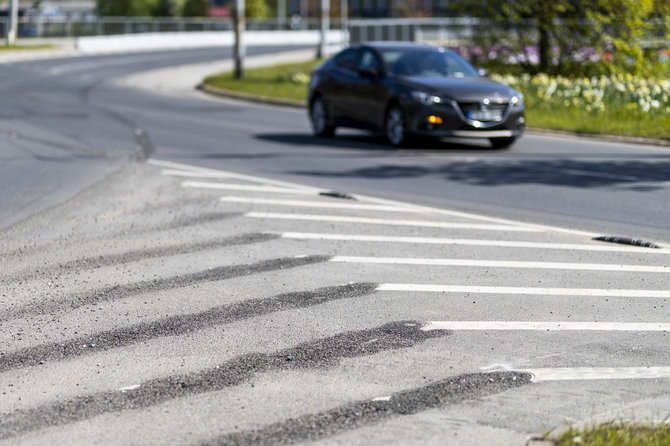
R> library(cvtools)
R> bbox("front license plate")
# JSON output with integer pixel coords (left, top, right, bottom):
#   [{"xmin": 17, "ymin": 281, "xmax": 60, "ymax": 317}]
[{"xmin": 468, "ymin": 110, "xmax": 503, "ymax": 122}]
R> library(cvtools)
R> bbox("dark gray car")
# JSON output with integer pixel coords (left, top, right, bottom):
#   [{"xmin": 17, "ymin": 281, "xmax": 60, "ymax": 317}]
[{"xmin": 308, "ymin": 42, "xmax": 525, "ymax": 149}]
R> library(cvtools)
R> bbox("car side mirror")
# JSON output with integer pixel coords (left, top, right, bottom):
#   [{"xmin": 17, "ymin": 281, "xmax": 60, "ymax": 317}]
[{"xmin": 477, "ymin": 68, "xmax": 489, "ymax": 77}]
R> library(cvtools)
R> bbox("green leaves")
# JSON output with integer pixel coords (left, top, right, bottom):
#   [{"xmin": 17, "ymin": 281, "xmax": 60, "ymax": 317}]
[{"xmin": 453, "ymin": 0, "xmax": 668, "ymax": 77}]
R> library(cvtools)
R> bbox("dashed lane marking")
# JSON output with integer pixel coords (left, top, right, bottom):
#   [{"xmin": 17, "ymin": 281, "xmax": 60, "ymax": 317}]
[
  {"xmin": 162, "ymin": 169, "xmax": 245, "ymax": 179},
  {"xmin": 333, "ymin": 256, "xmax": 670, "ymax": 273},
  {"xmin": 220, "ymin": 197, "xmax": 422, "ymax": 213},
  {"xmin": 151, "ymin": 159, "xmax": 609, "ymax": 237},
  {"xmin": 283, "ymin": 232, "xmax": 670, "ymax": 253},
  {"xmin": 247, "ymin": 212, "xmax": 541, "ymax": 232},
  {"xmin": 149, "ymin": 159, "xmax": 321, "ymax": 193},
  {"xmin": 182, "ymin": 181, "xmax": 315, "ymax": 195},
  {"xmin": 421, "ymin": 321, "xmax": 670, "ymax": 332},
  {"xmin": 378, "ymin": 284, "xmax": 670, "ymax": 298},
  {"xmin": 524, "ymin": 367, "xmax": 670, "ymax": 382}
]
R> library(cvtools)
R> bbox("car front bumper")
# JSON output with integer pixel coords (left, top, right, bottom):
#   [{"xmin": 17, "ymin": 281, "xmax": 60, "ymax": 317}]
[{"xmin": 406, "ymin": 101, "xmax": 526, "ymax": 139}]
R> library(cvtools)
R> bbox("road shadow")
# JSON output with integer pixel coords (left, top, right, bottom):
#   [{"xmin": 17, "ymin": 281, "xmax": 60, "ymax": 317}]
[
  {"xmin": 254, "ymin": 133, "xmax": 498, "ymax": 153},
  {"xmin": 288, "ymin": 158, "xmax": 670, "ymax": 190}
]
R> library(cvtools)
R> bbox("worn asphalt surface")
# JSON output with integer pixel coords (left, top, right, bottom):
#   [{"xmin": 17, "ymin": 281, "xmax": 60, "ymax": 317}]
[{"xmin": 1, "ymin": 43, "xmax": 669, "ymax": 445}]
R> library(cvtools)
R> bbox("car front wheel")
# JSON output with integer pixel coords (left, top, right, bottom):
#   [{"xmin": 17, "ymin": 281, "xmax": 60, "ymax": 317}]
[
  {"xmin": 385, "ymin": 105, "xmax": 410, "ymax": 147},
  {"xmin": 310, "ymin": 97, "xmax": 335, "ymax": 137}
]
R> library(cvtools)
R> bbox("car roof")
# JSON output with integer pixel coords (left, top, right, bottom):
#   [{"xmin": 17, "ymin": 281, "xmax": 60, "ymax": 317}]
[{"xmin": 351, "ymin": 41, "xmax": 443, "ymax": 52}]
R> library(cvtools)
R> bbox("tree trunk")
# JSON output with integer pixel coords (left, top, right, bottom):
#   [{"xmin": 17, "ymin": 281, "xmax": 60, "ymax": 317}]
[{"xmin": 538, "ymin": 20, "xmax": 551, "ymax": 73}]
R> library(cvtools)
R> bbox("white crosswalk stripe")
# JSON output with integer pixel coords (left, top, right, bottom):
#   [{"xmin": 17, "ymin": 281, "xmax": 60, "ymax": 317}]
[
  {"xmin": 332, "ymin": 256, "xmax": 670, "ymax": 273},
  {"xmin": 246, "ymin": 212, "xmax": 541, "ymax": 232},
  {"xmin": 378, "ymin": 283, "xmax": 670, "ymax": 298},
  {"xmin": 284, "ymin": 232, "xmax": 670, "ymax": 253},
  {"xmin": 421, "ymin": 321, "xmax": 670, "ymax": 331}
]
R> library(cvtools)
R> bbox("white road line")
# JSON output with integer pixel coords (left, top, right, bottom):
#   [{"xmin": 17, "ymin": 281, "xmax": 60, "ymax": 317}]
[
  {"xmin": 247, "ymin": 212, "xmax": 541, "ymax": 232},
  {"xmin": 148, "ymin": 160, "xmax": 590, "ymax": 236},
  {"xmin": 182, "ymin": 181, "xmax": 314, "ymax": 195},
  {"xmin": 221, "ymin": 197, "xmax": 422, "ymax": 213},
  {"xmin": 148, "ymin": 159, "xmax": 321, "ymax": 192},
  {"xmin": 282, "ymin": 232, "xmax": 670, "ymax": 254},
  {"xmin": 333, "ymin": 256, "xmax": 670, "ymax": 273},
  {"xmin": 523, "ymin": 367, "xmax": 670, "ymax": 382},
  {"xmin": 162, "ymin": 169, "xmax": 244, "ymax": 179},
  {"xmin": 149, "ymin": 159, "xmax": 669, "ymax": 241},
  {"xmin": 378, "ymin": 283, "xmax": 670, "ymax": 298},
  {"xmin": 339, "ymin": 193, "xmax": 598, "ymax": 237},
  {"xmin": 421, "ymin": 321, "xmax": 670, "ymax": 332}
]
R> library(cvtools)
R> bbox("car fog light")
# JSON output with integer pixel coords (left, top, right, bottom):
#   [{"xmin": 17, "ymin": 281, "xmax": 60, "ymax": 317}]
[
  {"xmin": 518, "ymin": 117, "xmax": 526, "ymax": 125},
  {"xmin": 427, "ymin": 115, "xmax": 443, "ymax": 125}
]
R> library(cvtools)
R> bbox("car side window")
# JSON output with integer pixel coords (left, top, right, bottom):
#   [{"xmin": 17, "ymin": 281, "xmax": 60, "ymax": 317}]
[
  {"xmin": 334, "ymin": 49, "xmax": 359, "ymax": 72},
  {"xmin": 358, "ymin": 50, "xmax": 383, "ymax": 76}
]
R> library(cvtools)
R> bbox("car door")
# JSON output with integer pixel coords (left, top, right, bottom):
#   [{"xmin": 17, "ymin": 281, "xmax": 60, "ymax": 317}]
[
  {"xmin": 326, "ymin": 48, "xmax": 362, "ymax": 125},
  {"xmin": 351, "ymin": 48, "xmax": 389, "ymax": 128}
]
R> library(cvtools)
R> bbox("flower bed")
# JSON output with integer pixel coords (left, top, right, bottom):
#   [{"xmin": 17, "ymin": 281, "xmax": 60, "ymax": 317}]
[{"xmin": 493, "ymin": 73, "xmax": 670, "ymax": 140}]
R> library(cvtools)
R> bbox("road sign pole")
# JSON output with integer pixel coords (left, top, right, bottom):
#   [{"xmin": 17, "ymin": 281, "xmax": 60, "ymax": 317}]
[
  {"xmin": 8, "ymin": 0, "xmax": 18, "ymax": 45},
  {"xmin": 233, "ymin": 0, "xmax": 245, "ymax": 80},
  {"xmin": 318, "ymin": 0, "xmax": 329, "ymax": 58}
]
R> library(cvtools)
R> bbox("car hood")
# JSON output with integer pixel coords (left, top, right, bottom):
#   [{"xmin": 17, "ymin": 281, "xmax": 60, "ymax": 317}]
[{"xmin": 405, "ymin": 76, "xmax": 516, "ymax": 103}]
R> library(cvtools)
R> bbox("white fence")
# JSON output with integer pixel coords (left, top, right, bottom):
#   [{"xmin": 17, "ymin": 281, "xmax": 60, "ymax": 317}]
[
  {"xmin": 75, "ymin": 30, "xmax": 347, "ymax": 53},
  {"xmin": 0, "ymin": 17, "xmax": 340, "ymax": 39}
]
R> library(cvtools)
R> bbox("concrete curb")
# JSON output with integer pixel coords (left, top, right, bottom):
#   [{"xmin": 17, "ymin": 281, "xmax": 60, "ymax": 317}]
[
  {"xmin": 524, "ymin": 128, "xmax": 670, "ymax": 148},
  {"xmin": 197, "ymin": 84, "xmax": 670, "ymax": 148},
  {"xmin": 197, "ymin": 83, "xmax": 306, "ymax": 109}
]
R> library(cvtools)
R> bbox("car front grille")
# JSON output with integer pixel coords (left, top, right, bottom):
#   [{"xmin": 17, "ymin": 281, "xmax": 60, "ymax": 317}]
[{"xmin": 456, "ymin": 102, "xmax": 509, "ymax": 123}]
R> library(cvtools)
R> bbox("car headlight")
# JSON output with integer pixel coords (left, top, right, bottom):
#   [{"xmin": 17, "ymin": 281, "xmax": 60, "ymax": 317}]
[
  {"xmin": 411, "ymin": 91, "xmax": 442, "ymax": 105},
  {"xmin": 510, "ymin": 94, "xmax": 524, "ymax": 109}
]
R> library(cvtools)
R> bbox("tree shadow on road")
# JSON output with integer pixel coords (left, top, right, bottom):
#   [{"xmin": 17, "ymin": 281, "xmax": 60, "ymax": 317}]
[
  {"xmin": 287, "ymin": 158, "xmax": 670, "ymax": 190},
  {"xmin": 254, "ymin": 132, "xmax": 497, "ymax": 153}
]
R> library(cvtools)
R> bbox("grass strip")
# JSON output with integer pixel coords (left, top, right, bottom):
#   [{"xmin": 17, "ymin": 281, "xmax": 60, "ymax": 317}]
[
  {"xmin": 203, "ymin": 59, "xmax": 321, "ymax": 103},
  {"xmin": 1, "ymin": 44, "xmax": 56, "ymax": 51},
  {"xmin": 202, "ymin": 59, "xmax": 670, "ymax": 142},
  {"xmin": 555, "ymin": 422, "xmax": 670, "ymax": 445}
]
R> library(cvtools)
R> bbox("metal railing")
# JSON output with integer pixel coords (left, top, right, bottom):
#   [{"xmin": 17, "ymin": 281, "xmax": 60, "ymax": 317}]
[
  {"xmin": 3, "ymin": 16, "xmax": 667, "ymax": 48},
  {"xmin": 347, "ymin": 18, "xmax": 482, "ymax": 45},
  {"xmin": 0, "ymin": 16, "xmax": 346, "ymax": 39}
]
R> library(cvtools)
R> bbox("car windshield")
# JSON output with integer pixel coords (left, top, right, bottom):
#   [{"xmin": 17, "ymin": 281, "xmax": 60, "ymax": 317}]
[{"xmin": 380, "ymin": 48, "xmax": 479, "ymax": 78}]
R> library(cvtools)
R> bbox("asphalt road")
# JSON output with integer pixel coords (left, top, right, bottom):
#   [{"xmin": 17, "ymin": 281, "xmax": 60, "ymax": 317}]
[{"xmin": 1, "ymin": 46, "xmax": 670, "ymax": 445}]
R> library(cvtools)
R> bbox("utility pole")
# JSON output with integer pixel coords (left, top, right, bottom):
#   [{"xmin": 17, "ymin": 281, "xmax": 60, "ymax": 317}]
[
  {"xmin": 233, "ymin": 0, "xmax": 245, "ymax": 80},
  {"xmin": 7, "ymin": 0, "xmax": 19, "ymax": 45},
  {"xmin": 278, "ymin": 0, "xmax": 286, "ymax": 29},
  {"xmin": 318, "ymin": 0, "xmax": 329, "ymax": 58}
]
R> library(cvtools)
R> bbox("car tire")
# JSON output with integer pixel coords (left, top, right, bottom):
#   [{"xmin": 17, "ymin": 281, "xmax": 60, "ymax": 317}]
[
  {"xmin": 489, "ymin": 137, "xmax": 517, "ymax": 149},
  {"xmin": 310, "ymin": 97, "xmax": 335, "ymax": 137},
  {"xmin": 385, "ymin": 104, "xmax": 411, "ymax": 147}
]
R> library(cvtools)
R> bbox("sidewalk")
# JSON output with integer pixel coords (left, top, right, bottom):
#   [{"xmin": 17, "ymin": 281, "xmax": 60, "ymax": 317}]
[{"xmin": 0, "ymin": 38, "xmax": 80, "ymax": 64}]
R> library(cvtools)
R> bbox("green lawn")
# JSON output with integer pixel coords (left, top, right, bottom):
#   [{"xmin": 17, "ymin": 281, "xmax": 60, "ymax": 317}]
[
  {"xmin": 203, "ymin": 59, "xmax": 321, "ymax": 103},
  {"xmin": 525, "ymin": 105, "xmax": 670, "ymax": 140},
  {"xmin": 1, "ymin": 44, "xmax": 56, "ymax": 51},
  {"xmin": 202, "ymin": 59, "xmax": 670, "ymax": 142},
  {"xmin": 555, "ymin": 422, "xmax": 670, "ymax": 446}
]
